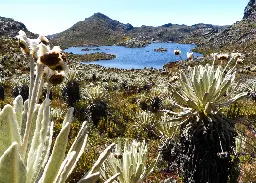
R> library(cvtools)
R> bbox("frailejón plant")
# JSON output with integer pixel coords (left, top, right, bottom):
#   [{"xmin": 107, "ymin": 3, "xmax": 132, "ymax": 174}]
[
  {"xmin": 165, "ymin": 62, "xmax": 248, "ymax": 183},
  {"xmin": 100, "ymin": 139, "xmax": 159, "ymax": 183},
  {"xmin": 0, "ymin": 30, "xmax": 119, "ymax": 183}
]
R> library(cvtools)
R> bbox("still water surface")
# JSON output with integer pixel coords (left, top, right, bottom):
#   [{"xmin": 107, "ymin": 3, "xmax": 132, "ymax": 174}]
[{"xmin": 64, "ymin": 43, "xmax": 202, "ymax": 69}]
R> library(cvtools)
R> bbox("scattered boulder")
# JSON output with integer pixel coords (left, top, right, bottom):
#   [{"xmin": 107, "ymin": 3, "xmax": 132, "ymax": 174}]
[
  {"xmin": 154, "ymin": 48, "xmax": 167, "ymax": 52},
  {"xmin": 81, "ymin": 47, "xmax": 100, "ymax": 51},
  {"xmin": 81, "ymin": 48, "xmax": 90, "ymax": 51}
]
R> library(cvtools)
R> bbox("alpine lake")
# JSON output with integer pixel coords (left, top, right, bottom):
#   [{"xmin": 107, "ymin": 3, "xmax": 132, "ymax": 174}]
[{"xmin": 64, "ymin": 42, "xmax": 202, "ymax": 69}]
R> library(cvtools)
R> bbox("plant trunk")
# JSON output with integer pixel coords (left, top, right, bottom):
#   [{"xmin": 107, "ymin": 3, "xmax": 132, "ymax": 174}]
[{"xmin": 178, "ymin": 115, "xmax": 238, "ymax": 183}]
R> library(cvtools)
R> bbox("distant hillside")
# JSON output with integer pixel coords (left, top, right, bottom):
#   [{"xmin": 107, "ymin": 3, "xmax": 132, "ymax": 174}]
[
  {"xmin": 50, "ymin": 12, "xmax": 227, "ymax": 48},
  {"xmin": 50, "ymin": 13, "xmax": 133, "ymax": 47},
  {"xmin": 0, "ymin": 16, "xmax": 36, "ymax": 38},
  {"xmin": 197, "ymin": 0, "xmax": 256, "ymax": 54},
  {"xmin": 127, "ymin": 23, "xmax": 228, "ymax": 44}
]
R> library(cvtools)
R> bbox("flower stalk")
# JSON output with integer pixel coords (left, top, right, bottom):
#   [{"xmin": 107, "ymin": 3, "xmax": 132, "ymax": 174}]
[
  {"xmin": 21, "ymin": 63, "xmax": 43, "ymax": 159},
  {"xmin": 29, "ymin": 55, "xmax": 35, "ymax": 106}
]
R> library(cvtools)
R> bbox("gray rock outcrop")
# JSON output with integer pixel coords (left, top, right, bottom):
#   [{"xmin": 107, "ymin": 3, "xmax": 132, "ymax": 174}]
[{"xmin": 243, "ymin": 0, "xmax": 256, "ymax": 20}]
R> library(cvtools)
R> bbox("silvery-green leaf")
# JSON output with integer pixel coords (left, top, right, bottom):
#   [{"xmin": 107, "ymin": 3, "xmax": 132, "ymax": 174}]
[
  {"xmin": 104, "ymin": 173, "xmax": 120, "ymax": 183},
  {"xmin": 13, "ymin": 95, "xmax": 23, "ymax": 130},
  {"xmin": 89, "ymin": 143, "xmax": 115, "ymax": 175},
  {"xmin": 78, "ymin": 172, "xmax": 100, "ymax": 183},
  {"xmin": 100, "ymin": 140, "xmax": 158, "ymax": 183},
  {"xmin": 30, "ymin": 121, "xmax": 54, "ymax": 183},
  {"xmin": 206, "ymin": 78, "xmax": 217, "ymax": 101},
  {"xmin": 143, "ymin": 154, "xmax": 160, "ymax": 179},
  {"xmin": 212, "ymin": 80, "xmax": 231, "ymax": 102},
  {"xmin": 0, "ymin": 104, "xmax": 21, "ymax": 157},
  {"xmin": 186, "ymin": 99, "xmax": 198, "ymax": 110},
  {"xmin": 26, "ymin": 100, "xmax": 49, "ymax": 182},
  {"xmin": 41, "ymin": 121, "xmax": 54, "ymax": 170},
  {"xmin": 21, "ymin": 100, "xmax": 29, "ymax": 138},
  {"xmin": 202, "ymin": 70, "xmax": 209, "ymax": 92},
  {"xmin": 54, "ymin": 151, "xmax": 76, "ymax": 183},
  {"xmin": 172, "ymin": 90, "xmax": 188, "ymax": 106},
  {"xmin": 26, "ymin": 104, "xmax": 40, "ymax": 162},
  {"xmin": 180, "ymin": 72, "xmax": 196, "ymax": 100},
  {"xmin": 0, "ymin": 142, "xmax": 26, "ymax": 183},
  {"xmin": 62, "ymin": 107, "xmax": 74, "ymax": 127},
  {"xmin": 39, "ymin": 99, "xmax": 51, "ymax": 141},
  {"xmin": 214, "ymin": 66, "xmax": 222, "ymax": 89},
  {"xmin": 56, "ymin": 122, "xmax": 88, "ymax": 182},
  {"xmin": 215, "ymin": 92, "xmax": 248, "ymax": 107},
  {"xmin": 192, "ymin": 69, "xmax": 202, "ymax": 100},
  {"xmin": 65, "ymin": 121, "xmax": 88, "ymax": 177},
  {"xmin": 39, "ymin": 122, "xmax": 70, "ymax": 183},
  {"xmin": 199, "ymin": 78, "xmax": 205, "ymax": 101},
  {"xmin": 134, "ymin": 163, "xmax": 143, "ymax": 182}
]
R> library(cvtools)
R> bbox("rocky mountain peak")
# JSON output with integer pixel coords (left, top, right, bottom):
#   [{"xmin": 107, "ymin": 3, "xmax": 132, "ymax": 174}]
[
  {"xmin": 243, "ymin": 0, "xmax": 256, "ymax": 20},
  {"xmin": 84, "ymin": 12, "xmax": 133, "ymax": 32},
  {"xmin": 86, "ymin": 12, "xmax": 110, "ymax": 20}
]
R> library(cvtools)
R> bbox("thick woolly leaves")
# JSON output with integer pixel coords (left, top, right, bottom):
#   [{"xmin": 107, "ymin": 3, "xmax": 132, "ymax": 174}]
[
  {"xmin": 26, "ymin": 100, "xmax": 49, "ymax": 182},
  {"xmin": 39, "ymin": 122, "xmax": 70, "ymax": 183},
  {"xmin": 104, "ymin": 173, "xmax": 120, "ymax": 183},
  {"xmin": 0, "ymin": 142, "xmax": 26, "ymax": 183},
  {"xmin": 13, "ymin": 95, "xmax": 23, "ymax": 131},
  {"xmin": 54, "ymin": 151, "xmax": 77, "ymax": 183},
  {"xmin": 101, "ymin": 140, "xmax": 157, "ymax": 183},
  {"xmin": 62, "ymin": 107, "xmax": 74, "ymax": 127},
  {"xmin": 78, "ymin": 172, "xmax": 100, "ymax": 183},
  {"xmin": 56, "ymin": 121, "xmax": 88, "ymax": 182},
  {"xmin": 0, "ymin": 105, "xmax": 21, "ymax": 157},
  {"xmin": 89, "ymin": 143, "xmax": 115, "ymax": 175}
]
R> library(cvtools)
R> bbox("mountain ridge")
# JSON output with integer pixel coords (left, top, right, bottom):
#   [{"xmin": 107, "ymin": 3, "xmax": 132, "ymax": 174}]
[
  {"xmin": 49, "ymin": 12, "xmax": 227, "ymax": 48},
  {"xmin": 0, "ymin": 16, "xmax": 36, "ymax": 38}
]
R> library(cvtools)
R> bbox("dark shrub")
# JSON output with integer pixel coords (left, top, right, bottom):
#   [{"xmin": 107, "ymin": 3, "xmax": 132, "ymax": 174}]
[
  {"xmin": 139, "ymin": 100, "xmax": 148, "ymax": 111},
  {"xmin": 0, "ymin": 84, "xmax": 4, "ymax": 100},
  {"xmin": 62, "ymin": 80, "xmax": 80, "ymax": 107},
  {"xmin": 90, "ymin": 100, "xmax": 108, "ymax": 126},
  {"xmin": 13, "ymin": 86, "xmax": 20, "ymax": 98},
  {"xmin": 150, "ymin": 96, "xmax": 162, "ymax": 112},
  {"xmin": 20, "ymin": 84, "xmax": 29, "ymax": 101}
]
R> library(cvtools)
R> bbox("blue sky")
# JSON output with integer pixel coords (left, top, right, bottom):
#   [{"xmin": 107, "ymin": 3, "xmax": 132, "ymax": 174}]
[{"xmin": 0, "ymin": 0, "xmax": 249, "ymax": 35}]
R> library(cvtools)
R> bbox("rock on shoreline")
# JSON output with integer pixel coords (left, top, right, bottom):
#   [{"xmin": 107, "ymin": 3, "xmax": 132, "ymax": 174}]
[{"xmin": 68, "ymin": 52, "xmax": 116, "ymax": 62}]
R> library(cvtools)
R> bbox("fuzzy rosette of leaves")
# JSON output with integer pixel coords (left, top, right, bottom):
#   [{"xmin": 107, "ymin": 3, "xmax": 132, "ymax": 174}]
[
  {"xmin": 100, "ymin": 139, "xmax": 159, "ymax": 183},
  {"xmin": 167, "ymin": 64, "xmax": 248, "ymax": 122}
]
